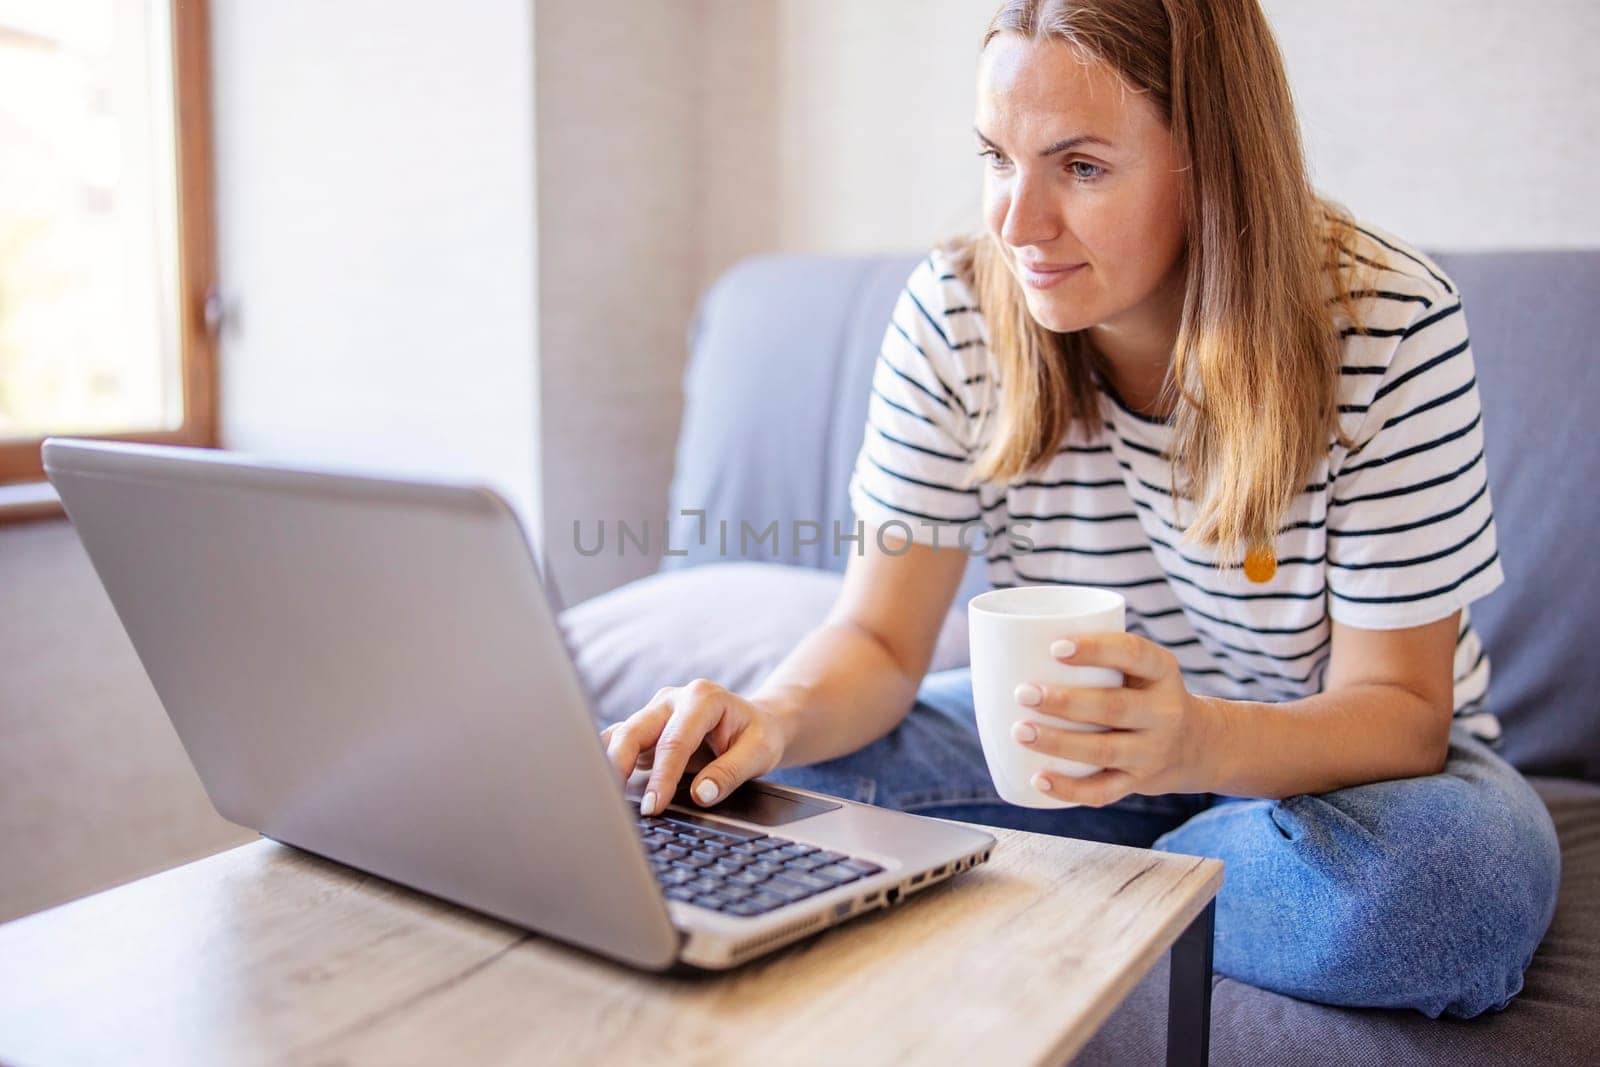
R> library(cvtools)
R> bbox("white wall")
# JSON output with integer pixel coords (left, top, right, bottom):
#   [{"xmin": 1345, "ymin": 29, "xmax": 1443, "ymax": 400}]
[
  {"xmin": 211, "ymin": 0, "xmax": 541, "ymax": 535},
  {"xmin": 695, "ymin": 1, "xmax": 991, "ymax": 299},
  {"xmin": 1264, "ymin": 0, "xmax": 1600, "ymax": 251}
]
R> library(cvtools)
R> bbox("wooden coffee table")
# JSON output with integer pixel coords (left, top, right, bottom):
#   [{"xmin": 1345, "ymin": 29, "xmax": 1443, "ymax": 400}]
[{"xmin": 0, "ymin": 824, "xmax": 1221, "ymax": 1066}]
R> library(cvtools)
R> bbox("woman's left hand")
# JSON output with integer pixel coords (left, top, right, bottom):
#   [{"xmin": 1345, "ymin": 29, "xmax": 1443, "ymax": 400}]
[{"xmin": 1012, "ymin": 632, "xmax": 1226, "ymax": 806}]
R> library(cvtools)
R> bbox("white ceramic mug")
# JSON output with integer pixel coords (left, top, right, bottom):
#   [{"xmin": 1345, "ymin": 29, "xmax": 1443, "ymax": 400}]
[{"xmin": 967, "ymin": 585, "xmax": 1126, "ymax": 808}]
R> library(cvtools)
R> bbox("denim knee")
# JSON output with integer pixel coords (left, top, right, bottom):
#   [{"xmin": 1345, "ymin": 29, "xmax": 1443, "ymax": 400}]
[
  {"xmin": 1159, "ymin": 735, "xmax": 1561, "ymax": 1018},
  {"xmin": 1281, "ymin": 782, "xmax": 1556, "ymax": 1018}
]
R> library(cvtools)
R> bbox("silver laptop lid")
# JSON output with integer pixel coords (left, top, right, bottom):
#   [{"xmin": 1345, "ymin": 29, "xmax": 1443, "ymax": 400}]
[{"xmin": 43, "ymin": 438, "xmax": 683, "ymax": 971}]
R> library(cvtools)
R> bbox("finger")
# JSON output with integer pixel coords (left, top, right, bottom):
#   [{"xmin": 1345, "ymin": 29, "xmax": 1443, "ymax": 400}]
[
  {"xmin": 634, "ymin": 740, "xmax": 715, "ymax": 773},
  {"xmin": 1029, "ymin": 766, "xmax": 1138, "ymax": 807},
  {"xmin": 686, "ymin": 726, "xmax": 780, "ymax": 808},
  {"xmin": 605, "ymin": 703, "xmax": 673, "ymax": 782},
  {"xmin": 641, "ymin": 684, "xmax": 731, "ymax": 815},
  {"xmin": 1014, "ymin": 719, "xmax": 1139, "ymax": 770},
  {"xmin": 1021, "ymin": 682, "xmax": 1153, "ymax": 729},
  {"xmin": 1053, "ymin": 632, "xmax": 1174, "ymax": 686}
]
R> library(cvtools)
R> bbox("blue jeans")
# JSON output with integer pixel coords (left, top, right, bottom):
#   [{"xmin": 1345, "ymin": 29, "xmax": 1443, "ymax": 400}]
[{"xmin": 761, "ymin": 666, "xmax": 1561, "ymax": 1019}]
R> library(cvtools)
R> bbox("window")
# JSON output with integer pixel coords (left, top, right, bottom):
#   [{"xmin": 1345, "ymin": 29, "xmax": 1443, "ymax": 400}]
[{"xmin": 0, "ymin": 0, "xmax": 216, "ymax": 499}]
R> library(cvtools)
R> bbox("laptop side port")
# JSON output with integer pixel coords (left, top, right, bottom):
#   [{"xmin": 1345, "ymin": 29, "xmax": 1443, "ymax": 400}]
[{"xmin": 910, "ymin": 872, "xmax": 925, "ymax": 886}]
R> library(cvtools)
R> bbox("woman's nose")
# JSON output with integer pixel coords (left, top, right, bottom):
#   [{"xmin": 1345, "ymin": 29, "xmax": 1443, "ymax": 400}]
[{"xmin": 999, "ymin": 176, "xmax": 1062, "ymax": 248}]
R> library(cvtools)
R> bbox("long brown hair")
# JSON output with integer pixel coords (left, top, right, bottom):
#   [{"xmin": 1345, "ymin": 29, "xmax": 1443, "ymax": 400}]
[{"xmin": 943, "ymin": 0, "xmax": 1377, "ymax": 565}]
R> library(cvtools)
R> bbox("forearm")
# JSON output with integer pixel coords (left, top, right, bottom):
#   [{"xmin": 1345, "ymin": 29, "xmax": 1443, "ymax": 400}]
[
  {"xmin": 744, "ymin": 620, "xmax": 920, "ymax": 767},
  {"xmin": 1203, "ymin": 683, "xmax": 1453, "ymax": 799}
]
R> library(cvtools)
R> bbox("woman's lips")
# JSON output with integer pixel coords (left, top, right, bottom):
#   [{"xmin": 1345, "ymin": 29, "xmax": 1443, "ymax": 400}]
[{"xmin": 1018, "ymin": 261, "xmax": 1086, "ymax": 290}]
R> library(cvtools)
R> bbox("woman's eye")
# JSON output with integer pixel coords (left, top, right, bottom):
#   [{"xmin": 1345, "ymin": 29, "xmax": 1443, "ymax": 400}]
[
  {"xmin": 1070, "ymin": 160, "xmax": 1105, "ymax": 181},
  {"xmin": 977, "ymin": 147, "xmax": 1009, "ymax": 169}
]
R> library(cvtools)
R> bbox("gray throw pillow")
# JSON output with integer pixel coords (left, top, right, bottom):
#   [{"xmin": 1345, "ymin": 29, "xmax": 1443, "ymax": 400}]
[{"xmin": 558, "ymin": 562, "xmax": 970, "ymax": 727}]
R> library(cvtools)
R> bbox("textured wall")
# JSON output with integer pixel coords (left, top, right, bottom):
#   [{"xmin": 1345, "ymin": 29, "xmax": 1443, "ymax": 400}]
[{"xmin": 533, "ymin": 0, "xmax": 701, "ymax": 605}]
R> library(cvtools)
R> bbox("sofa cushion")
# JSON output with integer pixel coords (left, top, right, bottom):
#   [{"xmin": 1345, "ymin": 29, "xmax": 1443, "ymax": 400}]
[
  {"xmin": 560, "ymin": 561, "xmax": 970, "ymax": 728},
  {"xmin": 1430, "ymin": 252, "xmax": 1600, "ymax": 782},
  {"xmin": 1071, "ymin": 776, "xmax": 1600, "ymax": 1065}
]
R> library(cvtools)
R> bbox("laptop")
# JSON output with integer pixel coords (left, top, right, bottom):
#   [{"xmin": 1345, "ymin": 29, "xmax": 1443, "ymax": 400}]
[{"xmin": 43, "ymin": 438, "xmax": 996, "ymax": 973}]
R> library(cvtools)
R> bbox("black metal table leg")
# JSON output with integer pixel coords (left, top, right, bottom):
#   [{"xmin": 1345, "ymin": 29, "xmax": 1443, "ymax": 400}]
[{"xmin": 1166, "ymin": 898, "xmax": 1214, "ymax": 1067}]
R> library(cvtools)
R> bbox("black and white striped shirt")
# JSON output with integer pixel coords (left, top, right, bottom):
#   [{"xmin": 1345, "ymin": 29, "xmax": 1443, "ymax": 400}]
[{"xmin": 848, "ymin": 223, "xmax": 1505, "ymax": 740}]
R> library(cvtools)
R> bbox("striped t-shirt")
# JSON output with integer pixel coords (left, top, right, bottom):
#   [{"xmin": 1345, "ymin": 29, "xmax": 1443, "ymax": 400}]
[{"xmin": 847, "ymin": 223, "xmax": 1506, "ymax": 741}]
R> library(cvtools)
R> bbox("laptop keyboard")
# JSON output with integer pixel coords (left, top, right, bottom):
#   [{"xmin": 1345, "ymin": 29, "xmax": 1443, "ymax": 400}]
[{"xmin": 635, "ymin": 806, "xmax": 885, "ymax": 917}]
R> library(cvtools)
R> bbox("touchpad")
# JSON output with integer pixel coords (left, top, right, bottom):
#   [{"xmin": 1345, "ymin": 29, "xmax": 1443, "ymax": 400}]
[{"xmin": 668, "ymin": 777, "xmax": 840, "ymax": 827}]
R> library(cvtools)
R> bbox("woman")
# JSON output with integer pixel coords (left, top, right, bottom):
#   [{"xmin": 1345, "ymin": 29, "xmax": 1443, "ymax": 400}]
[{"xmin": 600, "ymin": 0, "xmax": 1559, "ymax": 1018}]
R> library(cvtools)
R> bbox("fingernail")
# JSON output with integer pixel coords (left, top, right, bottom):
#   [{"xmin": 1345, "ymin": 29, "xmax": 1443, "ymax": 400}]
[
  {"xmin": 641, "ymin": 790, "xmax": 657, "ymax": 815},
  {"xmin": 1051, "ymin": 638, "xmax": 1077, "ymax": 659},
  {"xmin": 1031, "ymin": 773, "xmax": 1052, "ymax": 793},
  {"xmin": 1012, "ymin": 721, "xmax": 1037, "ymax": 743},
  {"xmin": 695, "ymin": 779, "xmax": 719, "ymax": 804},
  {"xmin": 1014, "ymin": 683, "xmax": 1042, "ymax": 706}
]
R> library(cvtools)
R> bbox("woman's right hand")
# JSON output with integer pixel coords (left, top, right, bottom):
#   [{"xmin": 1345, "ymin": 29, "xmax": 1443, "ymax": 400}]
[{"xmin": 599, "ymin": 679, "xmax": 792, "ymax": 816}]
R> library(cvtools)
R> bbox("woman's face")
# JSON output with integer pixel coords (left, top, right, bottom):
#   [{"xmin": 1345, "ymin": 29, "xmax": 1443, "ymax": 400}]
[{"xmin": 976, "ymin": 34, "xmax": 1187, "ymax": 337}]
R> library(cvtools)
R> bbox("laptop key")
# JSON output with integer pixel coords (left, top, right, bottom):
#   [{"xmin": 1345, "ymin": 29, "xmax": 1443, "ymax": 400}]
[
  {"xmin": 659, "ymin": 845, "xmax": 689, "ymax": 860},
  {"xmin": 760, "ymin": 878, "xmax": 817, "ymax": 903},
  {"xmin": 772, "ymin": 870, "xmax": 834, "ymax": 892},
  {"xmin": 709, "ymin": 861, "xmax": 745, "ymax": 878},
  {"xmin": 665, "ymin": 886, "xmax": 697, "ymax": 902},
  {"xmin": 717, "ymin": 884, "xmax": 755, "ymax": 901},
  {"xmin": 809, "ymin": 864, "xmax": 865, "ymax": 886},
  {"xmin": 671, "ymin": 824, "xmax": 717, "ymax": 838},
  {"xmin": 750, "ymin": 859, "xmax": 787, "ymax": 875},
  {"xmin": 728, "ymin": 869, "xmax": 769, "ymax": 887},
  {"xmin": 679, "ymin": 854, "xmax": 713, "ymax": 869},
  {"xmin": 809, "ymin": 850, "xmax": 846, "ymax": 865},
  {"xmin": 692, "ymin": 894, "xmax": 732, "ymax": 910},
  {"xmin": 746, "ymin": 891, "xmax": 789, "ymax": 912},
  {"xmin": 651, "ymin": 813, "xmax": 767, "ymax": 842},
  {"xmin": 784, "ymin": 855, "xmax": 835, "ymax": 872},
  {"xmin": 840, "ymin": 858, "xmax": 884, "ymax": 875},
  {"xmin": 726, "ymin": 901, "xmax": 767, "ymax": 917},
  {"xmin": 773, "ymin": 846, "xmax": 817, "ymax": 860}
]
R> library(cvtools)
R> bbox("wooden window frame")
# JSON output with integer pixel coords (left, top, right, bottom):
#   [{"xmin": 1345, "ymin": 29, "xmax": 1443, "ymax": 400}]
[{"xmin": 0, "ymin": 0, "xmax": 218, "ymax": 516}]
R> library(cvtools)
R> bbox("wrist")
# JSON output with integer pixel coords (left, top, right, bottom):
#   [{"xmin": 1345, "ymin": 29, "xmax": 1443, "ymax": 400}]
[
  {"xmin": 1194, "ymin": 694, "xmax": 1236, "ymax": 793},
  {"xmin": 747, "ymin": 682, "xmax": 810, "ymax": 753}
]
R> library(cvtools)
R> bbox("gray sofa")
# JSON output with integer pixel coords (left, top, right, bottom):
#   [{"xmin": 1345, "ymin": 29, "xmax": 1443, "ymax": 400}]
[{"xmin": 574, "ymin": 249, "xmax": 1600, "ymax": 1062}]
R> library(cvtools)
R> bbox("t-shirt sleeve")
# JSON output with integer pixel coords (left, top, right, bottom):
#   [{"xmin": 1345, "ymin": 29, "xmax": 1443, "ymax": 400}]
[
  {"xmin": 846, "ymin": 252, "xmax": 988, "ymax": 548},
  {"xmin": 1325, "ymin": 294, "xmax": 1505, "ymax": 629}
]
